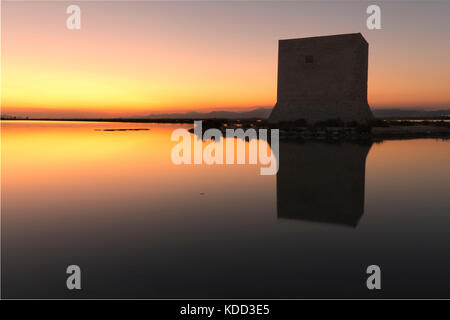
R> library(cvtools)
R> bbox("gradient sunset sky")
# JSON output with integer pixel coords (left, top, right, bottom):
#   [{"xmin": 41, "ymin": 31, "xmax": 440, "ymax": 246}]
[{"xmin": 1, "ymin": 0, "xmax": 450, "ymax": 117}]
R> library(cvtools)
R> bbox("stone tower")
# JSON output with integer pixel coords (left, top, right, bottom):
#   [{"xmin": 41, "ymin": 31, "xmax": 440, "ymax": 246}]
[{"xmin": 269, "ymin": 33, "xmax": 374, "ymax": 123}]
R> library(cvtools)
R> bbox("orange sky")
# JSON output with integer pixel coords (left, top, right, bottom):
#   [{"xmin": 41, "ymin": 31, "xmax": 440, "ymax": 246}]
[{"xmin": 1, "ymin": 1, "xmax": 450, "ymax": 117}]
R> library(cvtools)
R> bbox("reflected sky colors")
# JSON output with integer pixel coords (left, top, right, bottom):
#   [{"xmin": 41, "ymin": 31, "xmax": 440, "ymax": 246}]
[
  {"xmin": 2, "ymin": 121, "xmax": 450, "ymax": 298},
  {"xmin": 2, "ymin": 1, "xmax": 450, "ymax": 117}
]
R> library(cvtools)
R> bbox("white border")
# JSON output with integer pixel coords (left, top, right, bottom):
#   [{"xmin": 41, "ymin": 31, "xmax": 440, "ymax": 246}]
[{"xmin": 0, "ymin": 0, "xmax": 449, "ymax": 301}]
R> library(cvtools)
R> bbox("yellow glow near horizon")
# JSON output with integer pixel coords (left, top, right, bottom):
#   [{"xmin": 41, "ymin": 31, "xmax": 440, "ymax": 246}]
[{"xmin": 1, "ymin": 1, "xmax": 449, "ymax": 117}]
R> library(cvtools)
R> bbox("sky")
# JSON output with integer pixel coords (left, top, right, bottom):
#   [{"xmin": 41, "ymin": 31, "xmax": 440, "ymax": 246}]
[{"xmin": 1, "ymin": 0, "xmax": 450, "ymax": 118}]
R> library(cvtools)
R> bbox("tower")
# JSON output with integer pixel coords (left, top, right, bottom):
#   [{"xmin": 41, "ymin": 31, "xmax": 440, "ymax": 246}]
[{"xmin": 269, "ymin": 33, "xmax": 374, "ymax": 123}]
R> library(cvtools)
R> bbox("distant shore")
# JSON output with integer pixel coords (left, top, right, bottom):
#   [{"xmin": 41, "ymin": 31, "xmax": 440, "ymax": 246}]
[
  {"xmin": 188, "ymin": 119, "xmax": 450, "ymax": 142},
  {"xmin": 2, "ymin": 118, "xmax": 450, "ymax": 141},
  {"xmin": 0, "ymin": 118, "xmax": 196, "ymax": 124}
]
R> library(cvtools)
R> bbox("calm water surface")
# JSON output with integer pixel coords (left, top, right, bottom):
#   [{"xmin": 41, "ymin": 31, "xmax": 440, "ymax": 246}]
[{"xmin": 1, "ymin": 121, "xmax": 450, "ymax": 298}]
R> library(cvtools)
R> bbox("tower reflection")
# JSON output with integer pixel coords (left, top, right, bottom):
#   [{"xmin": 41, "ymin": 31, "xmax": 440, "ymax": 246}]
[{"xmin": 276, "ymin": 141, "xmax": 372, "ymax": 227}]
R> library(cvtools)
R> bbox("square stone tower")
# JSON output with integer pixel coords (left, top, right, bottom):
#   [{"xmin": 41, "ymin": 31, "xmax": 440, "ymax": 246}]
[{"xmin": 269, "ymin": 33, "xmax": 374, "ymax": 123}]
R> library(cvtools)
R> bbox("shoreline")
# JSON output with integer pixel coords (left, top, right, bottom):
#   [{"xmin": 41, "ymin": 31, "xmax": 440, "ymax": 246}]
[
  {"xmin": 187, "ymin": 119, "xmax": 450, "ymax": 142},
  {"xmin": 2, "ymin": 118, "xmax": 450, "ymax": 141}
]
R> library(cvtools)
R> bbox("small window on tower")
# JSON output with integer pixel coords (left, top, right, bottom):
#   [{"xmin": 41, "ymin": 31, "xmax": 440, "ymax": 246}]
[{"xmin": 305, "ymin": 55, "xmax": 314, "ymax": 63}]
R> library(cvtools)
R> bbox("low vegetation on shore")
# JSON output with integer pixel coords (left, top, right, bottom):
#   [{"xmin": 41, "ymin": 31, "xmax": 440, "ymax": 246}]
[{"xmin": 191, "ymin": 118, "xmax": 450, "ymax": 142}]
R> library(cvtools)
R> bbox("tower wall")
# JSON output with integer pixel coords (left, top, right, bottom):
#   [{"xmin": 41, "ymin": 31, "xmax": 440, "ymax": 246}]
[{"xmin": 269, "ymin": 33, "xmax": 374, "ymax": 123}]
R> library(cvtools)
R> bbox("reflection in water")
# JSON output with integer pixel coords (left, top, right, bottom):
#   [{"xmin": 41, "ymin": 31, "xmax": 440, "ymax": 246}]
[
  {"xmin": 277, "ymin": 142, "xmax": 372, "ymax": 227},
  {"xmin": 2, "ymin": 121, "xmax": 450, "ymax": 298}
]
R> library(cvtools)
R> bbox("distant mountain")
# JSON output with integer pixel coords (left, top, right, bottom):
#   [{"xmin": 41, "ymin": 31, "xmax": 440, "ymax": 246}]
[
  {"xmin": 0, "ymin": 114, "xmax": 28, "ymax": 120},
  {"xmin": 144, "ymin": 107, "xmax": 450, "ymax": 120},
  {"xmin": 1, "ymin": 114, "xmax": 17, "ymax": 120},
  {"xmin": 145, "ymin": 107, "xmax": 272, "ymax": 120},
  {"xmin": 372, "ymin": 108, "xmax": 450, "ymax": 119}
]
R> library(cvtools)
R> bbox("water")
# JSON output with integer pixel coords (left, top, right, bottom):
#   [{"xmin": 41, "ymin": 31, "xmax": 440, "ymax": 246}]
[{"xmin": 1, "ymin": 121, "xmax": 450, "ymax": 298}]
